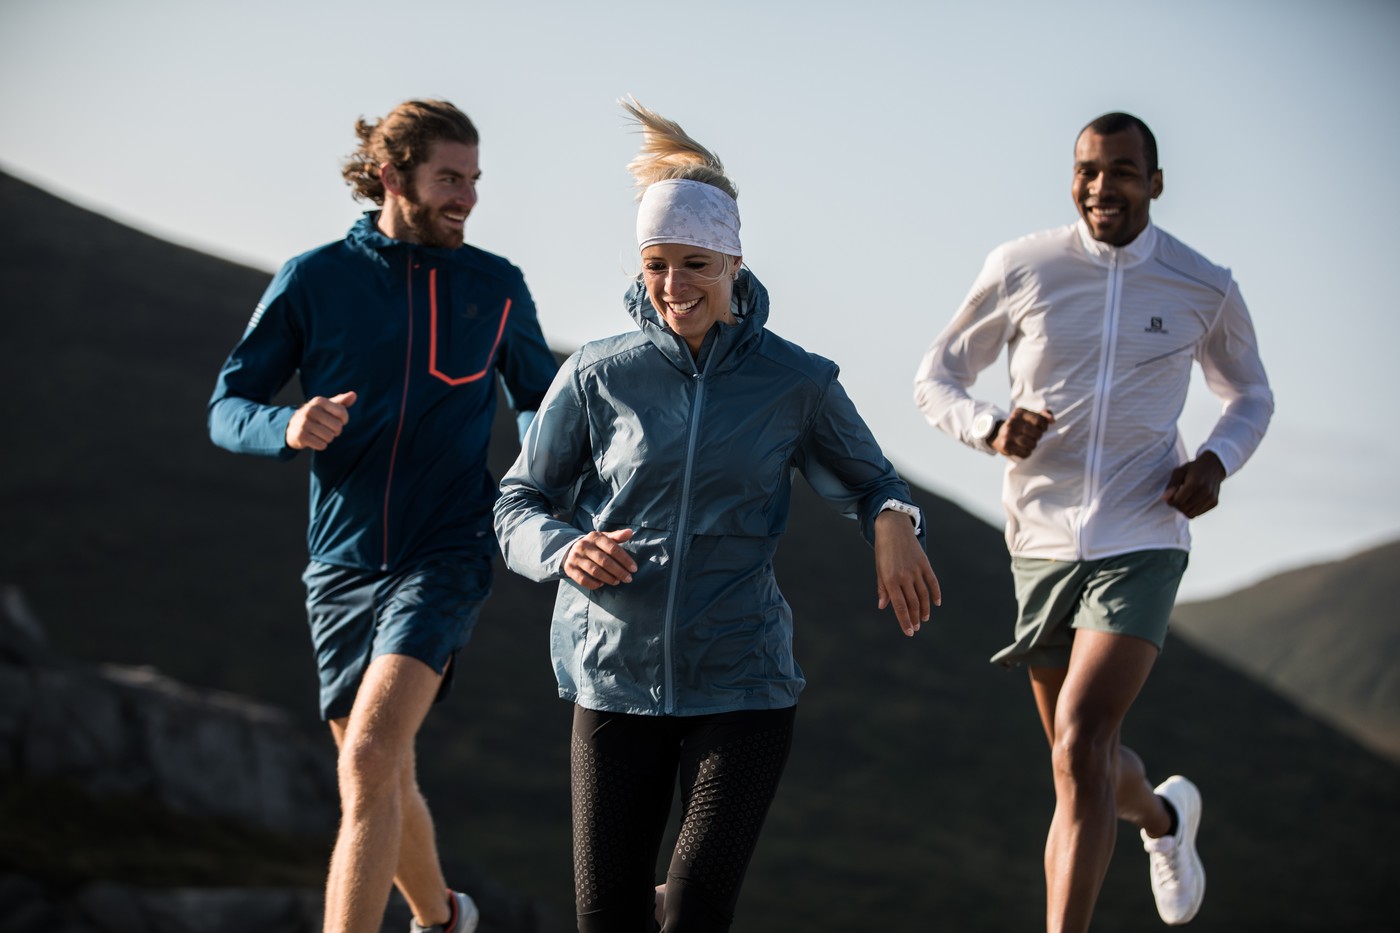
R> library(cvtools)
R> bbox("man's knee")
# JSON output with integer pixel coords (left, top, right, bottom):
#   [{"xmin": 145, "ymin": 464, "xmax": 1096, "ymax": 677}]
[
  {"xmin": 337, "ymin": 731, "xmax": 407, "ymax": 804},
  {"xmin": 1050, "ymin": 723, "xmax": 1118, "ymax": 788},
  {"xmin": 1115, "ymin": 744, "xmax": 1146, "ymax": 783}
]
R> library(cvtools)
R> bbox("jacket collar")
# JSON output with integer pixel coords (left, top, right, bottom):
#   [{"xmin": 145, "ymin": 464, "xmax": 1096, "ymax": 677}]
[
  {"xmin": 625, "ymin": 267, "xmax": 769, "ymax": 374},
  {"xmin": 1075, "ymin": 219, "xmax": 1158, "ymax": 269}
]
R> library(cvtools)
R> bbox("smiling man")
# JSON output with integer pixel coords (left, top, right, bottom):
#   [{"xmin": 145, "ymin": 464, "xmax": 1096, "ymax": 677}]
[
  {"xmin": 208, "ymin": 99, "xmax": 557, "ymax": 933},
  {"xmin": 913, "ymin": 112, "xmax": 1273, "ymax": 931}
]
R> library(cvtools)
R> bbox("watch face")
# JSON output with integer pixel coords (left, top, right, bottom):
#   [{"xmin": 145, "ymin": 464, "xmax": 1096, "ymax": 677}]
[{"xmin": 974, "ymin": 412, "xmax": 996, "ymax": 439}]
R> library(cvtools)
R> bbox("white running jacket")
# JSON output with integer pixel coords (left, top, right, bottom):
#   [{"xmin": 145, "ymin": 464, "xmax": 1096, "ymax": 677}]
[{"xmin": 914, "ymin": 221, "xmax": 1273, "ymax": 561}]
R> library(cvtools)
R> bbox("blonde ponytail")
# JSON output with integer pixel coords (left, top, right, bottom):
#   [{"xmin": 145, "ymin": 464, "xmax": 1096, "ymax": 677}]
[{"xmin": 621, "ymin": 96, "xmax": 737, "ymax": 201}]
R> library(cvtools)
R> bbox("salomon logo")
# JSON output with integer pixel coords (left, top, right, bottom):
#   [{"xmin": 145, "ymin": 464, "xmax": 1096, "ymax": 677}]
[{"xmin": 1145, "ymin": 316, "xmax": 1168, "ymax": 334}]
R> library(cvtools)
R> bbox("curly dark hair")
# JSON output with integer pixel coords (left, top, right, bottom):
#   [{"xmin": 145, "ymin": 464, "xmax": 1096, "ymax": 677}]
[{"xmin": 341, "ymin": 99, "xmax": 479, "ymax": 204}]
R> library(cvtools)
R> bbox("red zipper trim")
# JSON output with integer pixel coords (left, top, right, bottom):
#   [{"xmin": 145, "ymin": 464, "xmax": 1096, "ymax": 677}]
[{"xmin": 427, "ymin": 265, "xmax": 512, "ymax": 385}]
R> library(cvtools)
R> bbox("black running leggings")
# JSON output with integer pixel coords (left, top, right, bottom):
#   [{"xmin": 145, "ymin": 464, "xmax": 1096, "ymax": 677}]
[{"xmin": 570, "ymin": 704, "xmax": 797, "ymax": 933}]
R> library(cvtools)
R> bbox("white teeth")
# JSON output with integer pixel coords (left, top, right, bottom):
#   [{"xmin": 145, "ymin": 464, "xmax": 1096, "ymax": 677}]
[{"xmin": 670, "ymin": 298, "xmax": 700, "ymax": 312}]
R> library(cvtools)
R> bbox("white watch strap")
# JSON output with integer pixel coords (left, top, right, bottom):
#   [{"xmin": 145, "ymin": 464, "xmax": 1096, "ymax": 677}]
[{"xmin": 879, "ymin": 498, "xmax": 922, "ymax": 534}]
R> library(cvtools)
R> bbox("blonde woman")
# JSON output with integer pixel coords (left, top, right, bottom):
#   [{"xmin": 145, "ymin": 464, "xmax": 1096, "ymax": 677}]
[{"xmin": 495, "ymin": 99, "xmax": 940, "ymax": 932}]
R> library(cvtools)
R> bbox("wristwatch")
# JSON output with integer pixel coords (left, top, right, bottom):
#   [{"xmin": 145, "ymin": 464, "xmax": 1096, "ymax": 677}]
[
  {"xmin": 879, "ymin": 499, "xmax": 922, "ymax": 533},
  {"xmin": 972, "ymin": 410, "xmax": 1002, "ymax": 444}
]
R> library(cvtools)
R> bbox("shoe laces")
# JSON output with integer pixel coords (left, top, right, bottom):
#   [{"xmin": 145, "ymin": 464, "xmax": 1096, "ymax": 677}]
[{"xmin": 1149, "ymin": 837, "xmax": 1184, "ymax": 887}]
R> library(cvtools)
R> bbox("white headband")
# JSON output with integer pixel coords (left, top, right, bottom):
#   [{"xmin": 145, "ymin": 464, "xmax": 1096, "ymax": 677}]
[{"xmin": 636, "ymin": 178, "xmax": 742, "ymax": 256}]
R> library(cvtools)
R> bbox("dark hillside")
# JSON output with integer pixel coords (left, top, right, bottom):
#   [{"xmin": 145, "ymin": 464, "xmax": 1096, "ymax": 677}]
[
  {"xmin": 1172, "ymin": 539, "xmax": 1400, "ymax": 764},
  {"xmin": 0, "ymin": 170, "xmax": 314, "ymax": 711},
  {"xmin": 3, "ymin": 171, "xmax": 1396, "ymax": 931}
]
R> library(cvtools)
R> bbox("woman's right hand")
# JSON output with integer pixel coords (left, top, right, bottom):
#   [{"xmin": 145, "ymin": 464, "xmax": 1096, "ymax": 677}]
[{"xmin": 564, "ymin": 528, "xmax": 638, "ymax": 590}]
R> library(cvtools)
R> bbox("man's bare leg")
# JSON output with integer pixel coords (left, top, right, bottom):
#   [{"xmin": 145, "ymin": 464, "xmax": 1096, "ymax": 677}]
[
  {"xmin": 1028, "ymin": 631, "xmax": 1169, "ymax": 933},
  {"xmin": 395, "ymin": 750, "xmax": 453, "ymax": 925},
  {"xmin": 1029, "ymin": 670, "xmax": 1171, "ymax": 837},
  {"xmin": 324, "ymin": 654, "xmax": 449, "ymax": 933}
]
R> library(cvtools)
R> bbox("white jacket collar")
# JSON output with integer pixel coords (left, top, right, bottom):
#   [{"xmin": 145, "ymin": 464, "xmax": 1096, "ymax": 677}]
[{"xmin": 1076, "ymin": 218, "xmax": 1157, "ymax": 268}]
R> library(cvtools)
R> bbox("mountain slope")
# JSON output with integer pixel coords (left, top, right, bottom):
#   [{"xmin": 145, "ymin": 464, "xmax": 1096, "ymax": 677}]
[
  {"xmin": 0, "ymin": 169, "xmax": 315, "ymax": 711},
  {"xmin": 3, "ymin": 170, "xmax": 1397, "ymax": 931},
  {"xmin": 1171, "ymin": 539, "xmax": 1400, "ymax": 763}
]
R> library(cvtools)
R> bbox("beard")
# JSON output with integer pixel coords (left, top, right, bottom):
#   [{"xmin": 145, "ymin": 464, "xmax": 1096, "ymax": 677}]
[{"xmin": 399, "ymin": 182, "xmax": 465, "ymax": 249}]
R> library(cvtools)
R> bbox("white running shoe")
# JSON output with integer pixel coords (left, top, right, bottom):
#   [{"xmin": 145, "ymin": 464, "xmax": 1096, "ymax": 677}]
[
  {"xmin": 1141, "ymin": 775, "xmax": 1205, "ymax": 925},
  {"xmin": 410, "ymin": 890, "xmax": 479, "ymax": 933}
]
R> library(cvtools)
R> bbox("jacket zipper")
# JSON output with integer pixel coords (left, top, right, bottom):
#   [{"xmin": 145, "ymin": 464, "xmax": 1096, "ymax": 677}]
[
  {"xmin": 661, "ymin": 367, "xmax": 706, "ymax": 714},
  {"xmin": 381, "ymin": 252, "xmax": 418, "ymax": 570},
  {"xmin": 1079, "ymin": 252, "xmax": 1121, "ymax": 558}
]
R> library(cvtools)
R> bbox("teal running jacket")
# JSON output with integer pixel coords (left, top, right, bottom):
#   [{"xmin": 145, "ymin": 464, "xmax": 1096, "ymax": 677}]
[{"xmin": 210, "ymin": 213, "xmax": 557, "ymax": 571}]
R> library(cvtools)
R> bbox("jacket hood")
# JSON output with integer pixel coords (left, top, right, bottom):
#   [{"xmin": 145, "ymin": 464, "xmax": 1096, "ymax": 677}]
[
  {"xmin": 345, "ymin": 211, "xmax": 398, "ymax": 257},
  {"xmin": 623, "ymin": 267, "xmax": 770, "ymax": 373}
]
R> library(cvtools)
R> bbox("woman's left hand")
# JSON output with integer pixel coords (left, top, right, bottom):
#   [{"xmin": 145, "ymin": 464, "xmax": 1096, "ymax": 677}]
[{"xmin": 873, "ymin": 510, "xmax": 941, "ymax": 636}]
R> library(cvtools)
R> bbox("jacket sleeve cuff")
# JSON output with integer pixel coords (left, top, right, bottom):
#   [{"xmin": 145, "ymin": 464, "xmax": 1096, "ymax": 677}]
[{"xmin": 516, "ymin": 410, "xmax": 537, "ymax": 445}]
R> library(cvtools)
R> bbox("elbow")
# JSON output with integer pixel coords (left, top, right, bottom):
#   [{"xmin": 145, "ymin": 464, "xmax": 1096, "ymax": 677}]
[
  {"xmin": 912, "ymin": 372, "xmax": 934, "ymax": 406},
  {"xmin": 207, "ymin": 405, "xmax": 234, "ymax": 451},
  {"xmin": 912, "ymin": 378, "xmax": 937, "ymax": 421},
  {"xmin": 1241, "ymin": 385, "xmax": 1276, "ymax": 432},
  {"xmin": 912, "ymin": 372, "xmax": 958, "ymax": 426}
]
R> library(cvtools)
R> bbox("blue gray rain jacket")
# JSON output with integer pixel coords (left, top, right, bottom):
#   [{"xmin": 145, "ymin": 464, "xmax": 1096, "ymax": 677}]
[{"xmin": 494, "ymin": 270, "xmax": 922, "ymax": 716}]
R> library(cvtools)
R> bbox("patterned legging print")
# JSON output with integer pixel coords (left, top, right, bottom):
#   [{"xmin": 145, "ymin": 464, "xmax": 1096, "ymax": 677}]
[{"xmin": 570, "ymin": 705, "xmax": 796, "ymax": 933}]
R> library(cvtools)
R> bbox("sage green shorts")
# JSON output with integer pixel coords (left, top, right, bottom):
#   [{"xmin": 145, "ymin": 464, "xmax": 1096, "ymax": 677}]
[{"xmin": 992, "ymin": 549, "xmax": 1189, "ymax": 669}]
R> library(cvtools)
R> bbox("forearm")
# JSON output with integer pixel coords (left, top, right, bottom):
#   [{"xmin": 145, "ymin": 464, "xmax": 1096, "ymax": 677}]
[
  {"xmin": 207, "ymin": 396, "xmax": 297, "ymax": 459},
  {"xmin": 493, "ymin": 484, "xmax": 584, "ymax": 582},
  {"xmin": 1198, "ymin": 386, "xmax": 1274, "ymax": 475},
  {"xmin": 913, "ymin": 337, "xmax": 1006, "ymax": 453},
  {"xmin": 1198, "ymin": 280, "xmax": 1274, "ymax": 474},
  {"xmin": 913, "ymin": 250, "xmax": 1011, "ymax": 450}
]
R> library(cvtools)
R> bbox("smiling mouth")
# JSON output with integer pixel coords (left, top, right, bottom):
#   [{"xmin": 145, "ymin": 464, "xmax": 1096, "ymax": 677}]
[
  {"xmin": 443, "ymin": 211, "xmax": 469, "ymax": 226},
  {"xmin": 1088, "ymin": 205, "xmax": 1122, "ymax": 223},
  {"xmin": 667, "ymin": 297, "xmax": 701, "ymax": 315}
]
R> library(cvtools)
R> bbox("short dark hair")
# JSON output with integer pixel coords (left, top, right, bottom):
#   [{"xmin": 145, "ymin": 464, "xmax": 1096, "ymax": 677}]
[
  {"xmin": 1080, "ymin": 112, "xmax": 1158, "ymax": 172},
  {"xmin": 341, "ymin": 99, "xmax": 479, "ymax": 204}
]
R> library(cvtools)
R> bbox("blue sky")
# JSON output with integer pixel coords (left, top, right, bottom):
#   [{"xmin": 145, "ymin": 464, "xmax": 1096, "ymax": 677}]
[{"xmin": 3, "ymin": 0, "xmax": 1397, "ymax": 600}]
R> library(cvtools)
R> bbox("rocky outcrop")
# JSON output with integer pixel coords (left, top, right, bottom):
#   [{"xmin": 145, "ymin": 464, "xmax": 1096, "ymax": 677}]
[
  {"xmin": 0, "ymin": 587, "xmax": 564, "ymax": 933},
  {"xmin": 0, "ymin": 586, "xmax": 335, "ymax": 931},
  {"xmin": 0, "ymin": 587, "xmax": 338, "ymax": 836}
]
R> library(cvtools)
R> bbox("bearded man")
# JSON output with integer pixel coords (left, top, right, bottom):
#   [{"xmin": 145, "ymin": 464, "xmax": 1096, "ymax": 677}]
[{"xmin": 209, "ymin": 99, "xmax": 557, "ymax": 933}]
